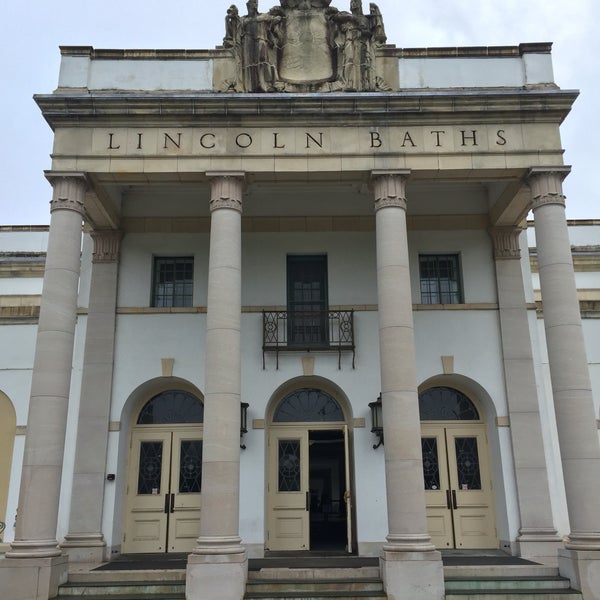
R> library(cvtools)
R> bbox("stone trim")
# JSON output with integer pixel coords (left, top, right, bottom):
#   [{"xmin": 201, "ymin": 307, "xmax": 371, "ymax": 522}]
[
  {"xmin": 208, "ymin": 173, "xmax": 245, "ymax": 213},
  {"xmin": 496, "ymin": 416, "xmax": 511, "ymax": 427},
  {"xmin": 0, "ymin": 254, "xmax": 46, "ymax": 278},
  {"xmin": 490, "ymin": 226, "xmax": 523, "ymax": 260},
  {"xmin": 91, "ymin": 230, "xmax": 123, "ymax": 263},
  {"xmin": 372, "ymin": 171, "xmax": 410, "ymax": 212},
  {"xmin": 530, "ymin": 250, "xmax": 600, "ymax": 273},
  {"xmin": 528, "ymin": 168, "xmax": 570, "ymax": 211},
  {"xmin": 46, "ymin": 173, "xmax": 88, "ymax": 216},
  {"xmin": 15, "ymin": 426, "xmax": 27, "ymax": 436}
]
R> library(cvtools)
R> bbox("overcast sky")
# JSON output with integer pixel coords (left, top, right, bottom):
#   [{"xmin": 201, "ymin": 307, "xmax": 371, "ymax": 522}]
[{"xmin": 1, "ymin": 0, "xmax": 598, "ymax": 224}]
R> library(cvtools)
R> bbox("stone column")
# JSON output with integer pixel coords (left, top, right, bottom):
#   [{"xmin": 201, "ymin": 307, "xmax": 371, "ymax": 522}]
[
  {"xmin": 62, "ymin": 230, "xmax": 123, "ymax": 564},
  {"xmin": 529, "ymin": 168, "xmax": 600, "ymax": 600},
  {"xmin": 0, "ymin": 174, "xmax": 86, "ymax": 600},
  {"xmin": 187, "ymin": 173, "xmax": 247, "ymax": 600},
  {"xmin": 490, "ymin": 226, "xmax": 561, "ymax": 564},
  {"xmin": 372, "ymin": 171, "xmax": 444, "ymax": 600}
]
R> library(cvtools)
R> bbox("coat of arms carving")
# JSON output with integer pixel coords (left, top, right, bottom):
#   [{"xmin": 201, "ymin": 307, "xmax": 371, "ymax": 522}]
[{"xmin": 222, "ymin": 0, "xmax": 389, "ymax": 92}]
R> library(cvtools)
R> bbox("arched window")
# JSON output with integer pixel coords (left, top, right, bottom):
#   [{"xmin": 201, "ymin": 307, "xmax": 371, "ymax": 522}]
[
  {"xmin": 273, "ymin": 388, "xmax": 344, "ymax": 423},
  {"xmin": 137, "ymin": 390, "xmax": 204, "ymax": 425},
  {"xmin": 419, "ymin": 386, "xmax": 479, "ymax": 421}
]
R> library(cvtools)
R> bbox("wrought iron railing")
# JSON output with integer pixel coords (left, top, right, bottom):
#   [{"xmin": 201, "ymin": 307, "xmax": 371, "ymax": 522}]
[{"xmin": 262, "ymin": 310, "xmax": 355, "ymax": 369}]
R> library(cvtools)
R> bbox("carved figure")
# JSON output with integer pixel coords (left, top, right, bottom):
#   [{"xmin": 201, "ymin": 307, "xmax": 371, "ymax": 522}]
[
  {"xmin": 369, "ymin": 3, "xmax": 387, "ymax": 46},
  {"xmin": 221, "ymin": 0, "xmax": 389, "ymax": 93},
  {"xmin": 242, "ymin": 0, "xmax": 283, "ymax": 92}
]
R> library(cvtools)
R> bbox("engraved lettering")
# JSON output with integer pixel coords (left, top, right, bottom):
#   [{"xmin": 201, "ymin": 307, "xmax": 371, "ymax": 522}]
[
  {"xmin": 108, "ymin": 133, "xmax": 121, "ymax": 150},
  {"xmin": 136, "ymin": 133, "xmax": 143, "ymax": 150},
  {"xmin": 163, "ymin": 133, "xmax": 182, "ymax": 149},
  {"xmin": 200, "ymin": 133, "xmax": 216, "ymax": 149},
  {"xmin": 496, "ymin": 129, "xmax": 507, "ymax": 146},
  {"xmin": 236, "ymin": 133, "xmax": 253, "ymax": 148},
  {"xmin": 306, "ymin": 132, "xmax": 324, "ymax": 149},
  {"xmin": 401, "ymin": 131, "xmax": 416, "ymax": 148},
  {"xmin": 273, "ymin": 132, "xmax": 285, "ymax": 149},
  {"xmin": 461, "ymin": 130, "xmax": 478, "ymax": 146},
  {"xmin": 431, "ymin": 130, "xmax": 446, "ymax": 147},
  {"xmin": 370, "ymin": 131, "xmax": 382, "ymax": 148}
]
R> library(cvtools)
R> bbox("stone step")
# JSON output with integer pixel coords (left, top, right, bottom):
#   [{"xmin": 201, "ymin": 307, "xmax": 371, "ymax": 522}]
[
  {"xmin": 248, "ymin": 567, "xmax": 382, "ymax": 581},
  {"xmin": 245, "ymin": 593, "xmax": 387, "ymax": 600},
  {"xmin": 56, "ymin": 596, "xmax": 184, "ymax": 600},
  {"xmin": 246, "ymin": 578, "xmax": 384, "ymax": 593},
  {"xmin": 445, "ymin": 593, "xmax": 582, "ymax": 600},
  {"xmin": 445, "ymin": 575, "xmax": 572, "ymax": 591},
  {"xmin": 57, "ymin": 579, "xmax": 185, "ymax": 597}
]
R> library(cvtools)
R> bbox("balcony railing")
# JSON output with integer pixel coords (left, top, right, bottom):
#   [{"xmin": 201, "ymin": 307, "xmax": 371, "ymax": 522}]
[{"xmin": 263, "ymin": 310, "xmax": 355, "ymax": 369}]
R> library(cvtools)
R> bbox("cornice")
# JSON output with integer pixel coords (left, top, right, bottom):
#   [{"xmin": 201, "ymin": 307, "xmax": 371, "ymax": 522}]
[{"xmin": 34, "ymin": 89, "xmax": 578, "ymax": 130}]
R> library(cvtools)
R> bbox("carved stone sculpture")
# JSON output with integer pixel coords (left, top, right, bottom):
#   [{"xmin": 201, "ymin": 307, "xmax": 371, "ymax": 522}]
[{"xmin": 221, "ymin": 0, "xmax": 390, "ymax": 93}]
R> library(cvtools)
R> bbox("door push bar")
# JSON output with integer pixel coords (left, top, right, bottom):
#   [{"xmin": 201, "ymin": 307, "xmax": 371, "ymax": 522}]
[
  {"xmin": 445, "ymin": 490, "xmax": 459, "ymax": 510},
  {"xmin": 164, "ymin": 493, "xmax": 176, "ymax": 514}
]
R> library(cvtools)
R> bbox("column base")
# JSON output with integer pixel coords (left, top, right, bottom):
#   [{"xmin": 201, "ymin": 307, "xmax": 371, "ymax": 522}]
[
  {"xmin": 517, "ymin": 530, "xmax": 563, "ymax": 566},
  {"xmin": 61, "ymin": 533, "xmax": 107, "ymax": 565},
  {"xmin": 0, "ymin": 555, "xmax": 68, "ymax": 600},
  {"xmin": 380, "ymin": 549, "xmax": 444, "ymax": 600},
  {"xmin": 558, "ymin": 548, "xmax": 600, "ymax": 600},
  {"xmin": 186, "ymin": 550, "xmax": 248, "ymax": 600}
]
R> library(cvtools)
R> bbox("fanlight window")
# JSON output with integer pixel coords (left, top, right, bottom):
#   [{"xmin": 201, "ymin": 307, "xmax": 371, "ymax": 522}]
[
  {"xmin": 273, "ymin": 388, "xmax": 344, "ymax": 423},
  {"xmin": 419, "ymin": 387, "xmax": 479, "ymax": 421},
  {"xmin": 137, "ymin": 390, "xmax": 204, "ymax": 425}
]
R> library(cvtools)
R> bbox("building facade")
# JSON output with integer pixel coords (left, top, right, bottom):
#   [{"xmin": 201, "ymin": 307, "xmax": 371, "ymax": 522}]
[{"xmin": 0, "ymin": 2, "xmax": 599, "ymax": 599}]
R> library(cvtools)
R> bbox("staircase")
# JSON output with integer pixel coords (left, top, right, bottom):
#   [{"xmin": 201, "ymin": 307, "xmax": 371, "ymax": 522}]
[
  {"xmin": 245, "ymin": 562, "xmax": 386, "ymax": 600},
  {"xmin": 444, "ymin": 564, "xmax": 583, "ymax": 599},
  {"xmin": 56, "ymin": 570, "xmax": 186, "ymax": 599}
]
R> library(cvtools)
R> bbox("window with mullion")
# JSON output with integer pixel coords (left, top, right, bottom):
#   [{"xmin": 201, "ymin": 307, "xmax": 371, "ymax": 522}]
[
  {"xmin": 419, "ymin": 254, "xmax": 462, "ymax": 304},
  {"xmin": 153, "ymin": 257, "xmax": 194, "ymax": 307}
]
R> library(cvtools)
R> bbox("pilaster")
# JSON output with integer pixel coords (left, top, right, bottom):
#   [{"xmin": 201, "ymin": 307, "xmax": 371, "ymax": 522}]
[
  {"xmin": 372, "ymin": 170, "xmax": 443, "ymax": 600},
  {"xmin": 62, "ymin": 230, "xmax": 123, "ymax": 564},
  {"xmin": 490, "ymin": 225, "xmax": 562, "ymax": 564}
]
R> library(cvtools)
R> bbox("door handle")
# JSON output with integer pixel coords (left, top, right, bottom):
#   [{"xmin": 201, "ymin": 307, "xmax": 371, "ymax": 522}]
[
  {"xmin": 446, "ymin": 490, "xmax": 452, "ymax": 510},
  {"xmin": 306, "ymin": 491, "xmax": 310, "ymax": 512},
  {"xmin": 164, "ymin": 493, "xmax": 170, "ymax": 514},
  {"xmin": 452, "ymin": 490, "xmax": 458, "ymax": 510},
  {"xmin": 170, "ymin": 493, "xmax": 175, "ymax": 513}
]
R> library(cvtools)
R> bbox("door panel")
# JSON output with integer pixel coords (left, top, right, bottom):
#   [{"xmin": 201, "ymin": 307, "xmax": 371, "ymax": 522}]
[
  {"xmin": 421, "ymin": 430, "xmax": 454, "ymax": 548},
  {"xmin": 343, "ymin": 425, "xmax": 352, "ymax": 554},
  {"xmin": 422, "ymin": 424, "xmax": 497, "ymax": 549},
  {"xmin": 267, "ymin": 429, "xmax": 310, "ymax": 551},
  {"xmin": 124, "ymin": 431, "xmax": 172, "ymax": 553},
  {"xmin": 446, "ymin": 426, "xmax": 496, "ymax": 548},
  {"xmin": 167, "ymin": 431, "xmax": 202, "ymax": 552}
]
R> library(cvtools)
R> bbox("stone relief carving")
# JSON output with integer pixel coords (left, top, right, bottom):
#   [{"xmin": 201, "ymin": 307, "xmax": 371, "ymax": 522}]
[{"xmin": 222, "ymin": 0, "xmax": 389, "ymax": 93}]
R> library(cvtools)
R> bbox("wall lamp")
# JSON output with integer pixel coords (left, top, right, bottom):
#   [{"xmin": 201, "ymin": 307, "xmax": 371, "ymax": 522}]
[
  {"xmin": 240, "ymin": 402, "xmax": 249, "ymax": 449},
  {"xmin": 369, "ymin": 394, "xmax": 384, "ymax": 449}
]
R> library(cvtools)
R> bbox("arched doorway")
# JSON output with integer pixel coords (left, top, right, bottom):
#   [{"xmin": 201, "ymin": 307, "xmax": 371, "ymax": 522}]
[
  {"xmin": 266, "ymin": 387, "xmax": 353, "ymax": 553},
  {"xmin": 0, "ymin": 392, "xmax": 16, "ymax": 542},
  {"xmin": 123, "ymin": 389, "xmax": 204, "ymax": 553},
  {"xmin": 420, "ymin": 386, "xmax": 497, "ymax": 549}
]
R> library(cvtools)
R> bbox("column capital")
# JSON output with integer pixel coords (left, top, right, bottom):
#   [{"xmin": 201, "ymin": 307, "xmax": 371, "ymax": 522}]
[
  {"xmin": 371, "ymin": 170, "xmax": 411, "ymax": 212},
  {"xmin": 45, "ymin": 172, "xmax": 88, "ymax": 216},
  {"xmin": 527, "ymin": 167, "xmax": 570, "ymax": 211},
  {"xmin": 489, "ymin": 226, "xmax": 524, "ymax": 260},
  {"xmin": 207, "ymin": 172, "xmax": 245, "ymax": 213},
  {"xmin": 90, "ymin": 230, "xmax": 124, "ymax": 264}
]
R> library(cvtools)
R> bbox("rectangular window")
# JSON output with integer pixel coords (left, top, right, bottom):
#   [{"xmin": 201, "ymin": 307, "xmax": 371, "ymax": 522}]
[
  {"xmin": 152, "ymin": 257, "xmax": 194, "ymax": 307},
  {"xmin": 419, "ymin": 254, "xmax": 463, "ymax": 304},
  {"xmin": 286, "ymin": 255, "xmax": 329, "ymax": 345}
]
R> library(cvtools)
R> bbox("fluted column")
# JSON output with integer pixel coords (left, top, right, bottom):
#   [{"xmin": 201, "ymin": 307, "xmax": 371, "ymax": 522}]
[
  {"xmin": 490, "ymin": 226, "xmax": 561, "ymax": 564},
  {"xmin": 6, "ymin": 174, "xmax": 86, "ymax": 560},
  {"xmin": 187, "ymin": 173, "xmax": 246, "ymax": 600},
  {"xmin": 62, "ymin": 230, "xmax": 123, "ymax": 564},
  {"xmin": 529, "ymin": 169, "xmax": 600, "ymax": 600},
  {"xmin": 373, "ymin": 171, "xmax": 443, "ymax": 600}
]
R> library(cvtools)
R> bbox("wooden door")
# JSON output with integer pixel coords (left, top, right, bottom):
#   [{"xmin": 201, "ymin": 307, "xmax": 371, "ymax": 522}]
[
  {"xmin": 124, "ymin": 428, "xmax": 202, "ymax": 553},
  {"xmin": 422, "ymin": 424, "xmax": 497, "ymax": 549},
  {"xmin": 266, "ymin": 428, "xmax": 310, "ymax": 551}
]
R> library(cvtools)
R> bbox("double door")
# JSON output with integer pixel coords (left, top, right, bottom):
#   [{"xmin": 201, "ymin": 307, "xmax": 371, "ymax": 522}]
[
  {"xmin": 124, "ymin": 427, "xmax": 202, "ymax": 553},
  {"xmin": 267, "ymin": 426, "xmax": 352, "ymax": 552},
  {"xmin": 422, "ymin": 424, "xmax": 497, "ymax": 549}
]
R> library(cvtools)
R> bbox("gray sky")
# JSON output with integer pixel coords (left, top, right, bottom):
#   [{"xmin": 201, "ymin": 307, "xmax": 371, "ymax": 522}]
[{"xmin": 1, "ymin": 0, "xmax": 598, "ymax": 224}]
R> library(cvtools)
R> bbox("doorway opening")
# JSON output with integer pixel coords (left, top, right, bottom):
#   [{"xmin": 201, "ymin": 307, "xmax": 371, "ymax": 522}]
[{"xmin": 266, "ymin": 387, "xmax": 353, "ymax": 553}]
